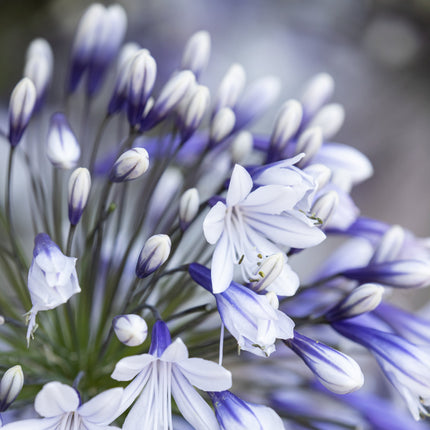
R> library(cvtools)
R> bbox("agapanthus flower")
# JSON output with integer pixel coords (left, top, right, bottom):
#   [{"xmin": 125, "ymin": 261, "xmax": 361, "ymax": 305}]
[
  {"xmin": 2, "ymin": 382, "xmax": 123, "ymax": 429},
  {"xmin": 26, "ymin": 233, "xmax": 80, "ymax": 343},
  {"xmin": 203, "ymin": 161, "xmax": 325, "ymax": 294},
  {"xmin": 189, "ymin": 263, "xmax": 294, "ymax": 356},
  {"xmin": 111, "ymin": 320, "xmax": 232, "ymax": 429}
]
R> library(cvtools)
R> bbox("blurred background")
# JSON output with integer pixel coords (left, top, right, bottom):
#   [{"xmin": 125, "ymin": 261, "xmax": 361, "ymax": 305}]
[{"xmin": 1, "ymin": 0, "xmax": 430, "ymax": 235}]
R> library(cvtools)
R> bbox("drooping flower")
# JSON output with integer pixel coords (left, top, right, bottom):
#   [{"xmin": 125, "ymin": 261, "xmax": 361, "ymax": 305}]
[
  {"xmin": 111, "ymin": 320, "xmax": 232, "ymax": 430},
  {"xmin": 189, "ymin": 263, "xmax": 294, "ymax": 356},
  {"xmin": 203, "ymin": 161, "xmax": 325, "ymax": 294},
  {"xmin": 26, "ymin": 233, "xmax": 81, "ymax": 343},
  {"xmin": 1, "ymin": 382, "xmax": 123, "ymax": 429}
]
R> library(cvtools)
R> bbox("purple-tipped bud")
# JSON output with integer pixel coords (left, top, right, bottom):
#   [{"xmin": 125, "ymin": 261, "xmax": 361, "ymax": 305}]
[
  {"xmin": 179, "ymin": 188, "xmax": 199, "ymax": 230},
  {"xmin": 68, "ymin": 3, "xmax": 105, "ymax": 93},
  {"xmin": 180, "ymin": 85, "xmax": 210, "ymax": 141},
  {"xmin": 127, "ymin": 50, "xmax": 157, "ymax": 127},
  {"xmin": 86, "ymin": 4, "xmax": 127, "ymax": 95},
  {"xmin": 214, "ymin": 63, "xmax": 246, "ymax": 113},
  {"xmin": 308, "ymin": 103, "xmax": 345, "ymax": 140},
  {"xmin": 210, "ymin": 107, "xmax": 235, "ymax": 145},
  {"xmin": 8, "ymin": 77, "xmax": 36, "ymax": 147},
  {"xmin": 68, "ymin": 168, "xmax": 91, "ymax": 225},
  {"xmin": 181, "ymin": 30, "xmax": 211, "ymax": 78},
  {"xmin": 109, "ymin": 148, "xmax": 149, "ymax": 182},
  {"xmin": 143, "ymin": 70, "xmax": 195, "ymax": 129},
  {"xmin": 113, "ymin": 314, "xmax": 148, "ymax": 347},
  {"xmin": 295, "ymin": 126, "xmax": 323, "ymax": 167},
  {"xmin": 301, "ymin": 73, "xmax": 335, "ymax": 120},
  {"xmin": 0, "ymin": 366, "xmax": 24, "ymax": 412},
  {"xmin": 270, "ymin": 100, "xmax": 303, "ymax": 152},
  {"xmin": 311, "ymin": 190, "xmax": 339, "ymax": 227},
  {"xmin": 108, "ymin": 42, "xmax": 141, "ymax": 115},
  {"xmin": 47, "ymin": 113, "xmax": 81, "ymax": 169},
  {"xmin": 24, "ymin": 38, "xmax": 53, "ymax": 111},
  {"xmin": 326, "ymin": 283, "xmax": 384, "ymax": 321},
  {"xmin": 286, "ymin": 332, "xmax": 364, "ymax": 394},
  {"xmin": 230, "ymin": 130, "xmax": 253, "ymax": 164},
  {"xmin": 136, "ymin": 234, "xmax": 171, "ymax": 278}
]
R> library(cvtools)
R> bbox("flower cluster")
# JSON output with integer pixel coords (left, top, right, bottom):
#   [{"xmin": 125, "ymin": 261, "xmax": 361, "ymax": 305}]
[{"xmin": 0, "ymin": 3, "xmax": 429, "ymax": 429}]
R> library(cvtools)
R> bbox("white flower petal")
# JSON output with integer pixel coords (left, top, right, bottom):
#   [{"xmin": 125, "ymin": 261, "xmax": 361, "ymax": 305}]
[
  {"xmin": 248, "ymin": 403, "xmax": 286, "ymax": 430},
  {"xmin": 34, "ymin": 382, "xmax": 79, "ymax": 417},
  {"xmin": 211, "ymin": 232, "xmax": 234, "ymax": 294},
  {"xmin": 160, "ymin": 338, "xmax": 189, "ymax": 362},
  {"xmin": 111, "ymin": 353, "xmax": 156, "ymax": 381},
  {"xmin": 241, "ymin": 185, "xmax": 299, "ymax": 214},
  {"xmin": 175, "ymin": 358, "xmax": 232, "ymax": 391},
  {"xmin": 203, "ymin": 202, "xmax": 227, "ymax": 244},
  {"xmin": 226, "ymin": 164, "xmax": 253, "ymax": 207},
  {"xmin": 78, "ymin": 387, "xmax": 123, "ymax": 425},
  {"xmin": 172, "ymin": 367, "xmax": 220, "ymax": 430}
]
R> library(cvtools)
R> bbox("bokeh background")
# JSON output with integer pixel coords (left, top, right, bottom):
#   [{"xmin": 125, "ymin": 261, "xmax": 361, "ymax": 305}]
[{"xmin": 1, "ymin": 0, "xmax": 430, "ymax": 234}]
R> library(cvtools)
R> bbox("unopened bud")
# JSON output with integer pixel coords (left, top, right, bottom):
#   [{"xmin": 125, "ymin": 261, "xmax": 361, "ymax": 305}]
[
  {"xmin": 210, "ymin": 107, "xmax": 235, "ymax": 144},
  {"xmin": 295, "ymin": 126, "xmax": 323, "ymax": 167},
  {"xmin": 0, "ymin": 365, "xmax": 24, "ymax": 412},
  {"xmin": 253, "ymin": 253, "xmax": 284, "ymax": 292},
  {"xmin": 311, "ymin": 190, "xmax": 339, "ymax": 227},
  {"xmin": 230, "ymin": 130, "xmax": 253, "ymax": 164},
  {"xmin": 109, "ymin": 148, "xmax": 149, "ymax": 182},
  {"xmin": 214, "ymin": 63, "xmax": 246, "ymax": 112},
  {"xmin": 24, "ymin": 38, "xmax": 53, "ymax": 110},
  {"xmin": 8, "ymin": 77, "xmax": 37, "ymax": 147},
  {"xmin": 179, "ymin": 188, "xmax": 199, "ymax": 230},
  {"xmin": 326, "ymin": 283, "xmax": 384, "ymax": 321},
  {"xmin": 136, "ymin": 234, "xmax": 171, "ymax": 278},
  {"xmin": 371, "ymin": 225, "xmax": 405, "ymax": 265},
  {"xmin": 47, "ymin": 113, "xmax": 81, "ymax": 169},
  {"xmin": 68, "ymin": 168, "xmax": 91, "ymax": 225},
  {"xmin": 127, "ymin": 50, "xmax": 157, "ymax": 127},
  {"xmin": 301, "ymin": 73, "xmax": 334, "ymax": 119},
  {"xmin": 113, "ymin": 314, "xmax": 148, "ymax": 347},
  {"xmin": 181, "ymin": 31, "xmax": 211, "ymax": 78},
  {"xmin": 308, "ymin": 103, "xmax": 345, "ymax": 140},
  {"xmin": 287, "ymin": 332, "xmax": 364, "ymax": 394},
  {"xmin": 146, "ymin": 70, "xmax": 196, "ymax": 127},
  {"xmin": 270, "ymin": 100, "xmax": 303, "ymax": 151},
  {"xmin": 180, "ymin": 85, "xmax": 210, "ymax": 141},
  {"xmin": 68, "ymin": 3, "xmax": 105, "ymax": 93}
]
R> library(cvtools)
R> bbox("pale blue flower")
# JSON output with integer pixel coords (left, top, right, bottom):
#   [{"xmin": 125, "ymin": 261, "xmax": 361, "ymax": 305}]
[
  {"xmin": 1, "ymin": 382, "xmax": 123, "ymax": 429},
  {"xmin": 111, "ymin": 320, "xmax": 232, "ymax": 430}
]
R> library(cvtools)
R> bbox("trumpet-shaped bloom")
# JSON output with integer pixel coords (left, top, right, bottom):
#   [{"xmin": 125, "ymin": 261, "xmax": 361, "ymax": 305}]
[
  {"xmin": 203, "ymin": 162, "xmax": 325, "ymax": 294},
  {"xmin": 208, "ymin": 391, "xmax": 284, "ymax": 430},
  {"xmin": 189, "ymin": 263, "xmax": 294, "ymax": 357},
  {"xmin": 111, "ymin": 320, "xmax": 232, "ymax": 430},
  {"xmin": 2, "ymin": 382, "xmax": 123, "ymax": 429},
  {"xmin": 26, "ymin": 233, "xmax": 81, "ymax": 342}
]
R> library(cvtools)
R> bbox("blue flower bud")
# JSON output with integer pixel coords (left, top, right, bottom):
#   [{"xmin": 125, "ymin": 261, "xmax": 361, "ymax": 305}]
[
  {"xmin": 47, "ymin": 113, "xmax": 81, "ymax": 169},
  {"xmin": 126, "ymin": 50, "xmax": 157, "ymax": 127},
  {"xmin": 68, "ymin": 168, "xmax": 91, "ymax": 225},
  {"xmin": 135, "ymin": 234, "xmax": 171, "ymax": 278},
  {"xmin": 0, "ymin": 366, "xmax": 24, "ymax": 412},
  {"xmin": 180, "ymin": 31, "xmax": 211, "ymax": 79},
  {"xmin": 109, "ymin": 148, "xmax": 149, "ymax": 182},
  {"xmin": 8, "ymin": 77, "xmax": 36, "ymax": 147}
]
